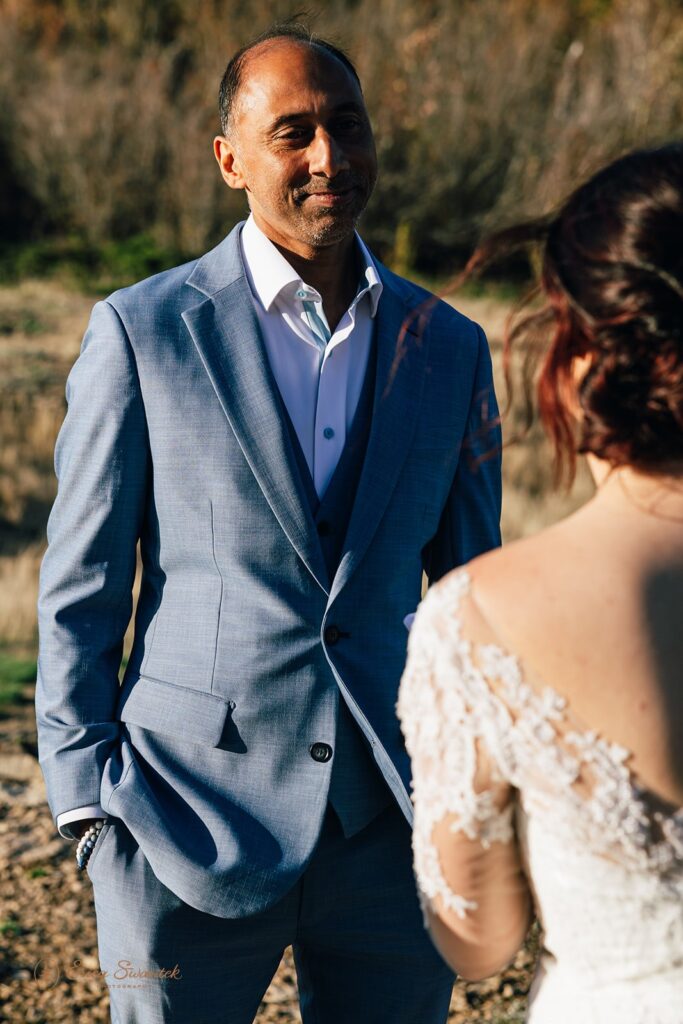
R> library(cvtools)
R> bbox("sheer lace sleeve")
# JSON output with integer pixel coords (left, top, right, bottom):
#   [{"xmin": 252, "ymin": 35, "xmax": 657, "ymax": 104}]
[{"xmin": 397, "ymin": 569, "xmax": 519, "ymax": 923}]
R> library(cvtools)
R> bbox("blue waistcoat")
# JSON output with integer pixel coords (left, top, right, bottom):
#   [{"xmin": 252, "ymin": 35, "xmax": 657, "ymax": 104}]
[{"xmin": 278, "ymin": 332, "xmax": 392, "ymax": 837}]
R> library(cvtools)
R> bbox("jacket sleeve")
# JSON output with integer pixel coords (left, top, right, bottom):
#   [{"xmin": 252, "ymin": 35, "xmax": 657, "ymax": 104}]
[
  {"xmin": 422, "ymin": 323, "xmax": 502, "ymax": 582},
  {"xmin": 35, "ymin": 299, "xmax": 149, "ymax": 826}
]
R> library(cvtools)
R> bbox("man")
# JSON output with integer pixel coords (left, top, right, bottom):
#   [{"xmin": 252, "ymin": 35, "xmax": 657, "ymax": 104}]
[{"xmin": 36, "ymin": 23, "xmax": 501, "ymax": 1024}]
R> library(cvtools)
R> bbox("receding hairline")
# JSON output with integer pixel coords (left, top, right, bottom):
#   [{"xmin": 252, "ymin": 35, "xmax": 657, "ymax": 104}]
[
  {"xmin": 243, "ymin": 35, "xmax": 357, "ymax": 73},
  {"xmin": 219, "ymin": 30, "xmax": 363, "ymax": 138}
]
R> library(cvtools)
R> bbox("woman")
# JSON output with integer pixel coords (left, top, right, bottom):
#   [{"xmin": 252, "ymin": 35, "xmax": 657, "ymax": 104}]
[{"xmin": 397, "ymin": 143, "xmax": 683, "ymax": 1022}]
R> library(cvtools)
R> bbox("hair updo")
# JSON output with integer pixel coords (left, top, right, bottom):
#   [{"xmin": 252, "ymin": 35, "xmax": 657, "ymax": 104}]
[{"xmin": 468, "ymin": 143, "xmax": 683, "ymax": 483}]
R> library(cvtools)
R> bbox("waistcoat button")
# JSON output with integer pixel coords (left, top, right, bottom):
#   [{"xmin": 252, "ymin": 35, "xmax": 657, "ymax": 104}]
[{"xmin": 324, "ymin": 625, "xmax": 341, "ymax": 645}]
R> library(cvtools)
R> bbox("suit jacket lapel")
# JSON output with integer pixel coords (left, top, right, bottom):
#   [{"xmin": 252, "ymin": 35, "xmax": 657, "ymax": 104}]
[
  {"xmin": 329, "ymin": 270, "xmax": 430, "ymax": 604},
  {"xmin": 182, "ymin": 227, "xmax": 330, "ymax": 593}
]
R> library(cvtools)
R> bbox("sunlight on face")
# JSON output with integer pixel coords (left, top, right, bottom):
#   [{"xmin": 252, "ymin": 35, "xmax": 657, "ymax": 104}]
[{"xmin": 224, "ymin": 40, "xmax": 378, "ymax": 253}]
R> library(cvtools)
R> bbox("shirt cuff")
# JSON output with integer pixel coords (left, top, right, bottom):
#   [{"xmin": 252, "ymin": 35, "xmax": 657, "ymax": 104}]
[
  {"xmin": 403, "ymin": 612, "xmax": 417, "ymax": 632},
  {"xmin": 57, "ymin": 804, "xmax": 108, "ymax": 840}
]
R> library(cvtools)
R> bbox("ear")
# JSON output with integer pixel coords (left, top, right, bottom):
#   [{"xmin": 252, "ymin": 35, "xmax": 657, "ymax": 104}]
[
  {"xmin": 566, "ymin": 352, "xmax": 594, "ymax": 421},
  {"xmin": 213, "ymin": 136, "xmax": 247, "ymax": 191},
  {"xmin": 571, "ymin": 353, "xmax": 593, "ymax": 385}
]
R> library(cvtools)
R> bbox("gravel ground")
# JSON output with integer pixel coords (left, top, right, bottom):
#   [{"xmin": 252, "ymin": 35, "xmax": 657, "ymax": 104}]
[{"xmin": 0, "ymin": 685, "xmax": 537, "ymax": 1023}]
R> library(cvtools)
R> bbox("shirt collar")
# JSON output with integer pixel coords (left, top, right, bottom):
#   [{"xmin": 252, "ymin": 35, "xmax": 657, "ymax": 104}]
[{"xmin": 240, "ymin": 212, "xmax": 383, "ymax": 318}]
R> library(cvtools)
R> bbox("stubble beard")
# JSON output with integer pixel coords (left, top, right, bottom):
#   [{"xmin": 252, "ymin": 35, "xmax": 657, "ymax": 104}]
[
  {"xmin": 296, "ymin": 196, "xmax": 372, "ymax": 248},
  {"xmin": 303, "ymin": 209, "xmax": 363, "ymax": 246}
]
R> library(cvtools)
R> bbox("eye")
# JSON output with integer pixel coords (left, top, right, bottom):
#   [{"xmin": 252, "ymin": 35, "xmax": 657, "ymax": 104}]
[
  {"xmin": 275, "ymin": 126, "xmax": 312, "ymax": 144},
  {"xmin": 335, "ymin": 116, "xmax": 363, "ymax": 132}
]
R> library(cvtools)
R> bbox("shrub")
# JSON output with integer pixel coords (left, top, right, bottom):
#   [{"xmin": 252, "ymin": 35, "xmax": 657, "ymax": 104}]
[{"xmin": 0, "ymin": 0, "xmax": 680, "ymax": 275}]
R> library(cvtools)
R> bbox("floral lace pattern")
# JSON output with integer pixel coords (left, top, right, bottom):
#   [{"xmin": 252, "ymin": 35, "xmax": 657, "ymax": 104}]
[{"xmin": 397, "ymin": 568, "xmax": 683, "ymax": 1021}]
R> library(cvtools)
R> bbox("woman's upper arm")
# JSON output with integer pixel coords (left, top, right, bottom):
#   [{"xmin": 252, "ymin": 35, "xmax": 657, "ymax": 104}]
[{"xmin": 397, "ymin": 572, "xmax": 533, "ymax": 979}]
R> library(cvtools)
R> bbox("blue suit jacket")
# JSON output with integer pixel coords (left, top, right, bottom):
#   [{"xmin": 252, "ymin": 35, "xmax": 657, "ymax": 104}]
[{"xmin": 36, "ymin": 224, "xmax": 501, "ymax": 917}]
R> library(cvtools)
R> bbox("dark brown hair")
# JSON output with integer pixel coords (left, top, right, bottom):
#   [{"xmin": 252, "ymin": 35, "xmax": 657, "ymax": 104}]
[{"xmin": 466, "ymin": 142, "xmax": 683, "ymax": 485}]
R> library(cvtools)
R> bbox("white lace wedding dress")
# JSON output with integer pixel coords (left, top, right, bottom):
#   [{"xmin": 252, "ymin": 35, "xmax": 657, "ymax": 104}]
[{"xmin": 397, "ymin": 568, "xmax": 683, "ymax": 1023}]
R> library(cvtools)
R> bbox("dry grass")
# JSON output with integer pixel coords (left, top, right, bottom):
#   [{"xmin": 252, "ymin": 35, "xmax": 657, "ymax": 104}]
[
  {"xmin": 0, "ymin": 545, "xmax": 43, "ymax": 646},
  {"xmin": 0, "ymin": 282, "xmax": 93, "ymax": 647}
]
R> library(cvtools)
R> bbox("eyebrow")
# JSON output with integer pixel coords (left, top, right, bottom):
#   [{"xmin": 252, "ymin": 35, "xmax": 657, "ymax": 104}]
[{"xmin": 267, "ymin": 101, "xmax": 366, "ymax": 134}]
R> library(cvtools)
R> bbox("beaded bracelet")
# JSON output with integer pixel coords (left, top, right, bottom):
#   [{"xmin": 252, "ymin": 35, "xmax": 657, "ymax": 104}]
[{"xmin": 76, "ymin": 819, "xmax": 107, "ymax": 870}]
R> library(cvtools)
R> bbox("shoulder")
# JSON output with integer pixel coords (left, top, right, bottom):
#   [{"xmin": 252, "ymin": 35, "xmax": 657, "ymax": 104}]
[
  {"xmin": 77, "ymin": 253, "xmax": 206, "ymax": 364},
  {"xmin": 415, "ymin": 566, "xmax": 498, "ymax": 655},
  {"xmin": 103, "ymin": 256, "xmax": 201, "ymax": 320},
  {"xmin": 452, "ymin": 528, "xmax": 571, "ymax": 652},
  {"xmin": 377, "ymin": 261, "xmax": 485, "ymax": 347},
  {"xmin": 417, "ymin": 532, "xmax": 554, "ymax": 654},
  {"xmin": 103, "ymin": 223, "xmax": 245, "ymax": 322},
  {"xmin": 409, "ymin": 567, "xmax": 486, "ymax": 662}
]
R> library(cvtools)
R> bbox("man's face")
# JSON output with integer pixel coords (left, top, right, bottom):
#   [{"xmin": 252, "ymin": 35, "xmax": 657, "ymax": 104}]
[{"xmin": 215, "ymin": 40, "xmax": 378, "ymax": 253}]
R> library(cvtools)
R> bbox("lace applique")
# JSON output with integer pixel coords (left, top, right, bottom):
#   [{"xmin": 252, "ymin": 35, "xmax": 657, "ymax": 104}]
[
  {"xmin": 397, "ymin": 567, "xmax": 683, "ymax": 926},
  {"xmin": 397, "ymin": 569, "xmax": 515, "ymax": 922}
]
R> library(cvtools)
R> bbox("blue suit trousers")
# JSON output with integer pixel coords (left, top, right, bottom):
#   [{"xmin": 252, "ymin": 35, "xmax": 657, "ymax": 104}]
[{"xmin": 87, "ymin": 802, "xmax": 454, "ymax": 1023}]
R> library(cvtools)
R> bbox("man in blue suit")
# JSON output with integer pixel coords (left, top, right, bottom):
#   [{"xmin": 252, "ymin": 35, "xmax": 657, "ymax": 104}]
[{"xmin": 36, "ymin": 23, "xmax": 501, "ymax": 1023}]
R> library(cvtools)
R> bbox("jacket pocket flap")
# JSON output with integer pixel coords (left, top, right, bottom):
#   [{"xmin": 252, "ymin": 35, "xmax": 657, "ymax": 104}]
[{"xmin": 116, "ymin": 675, "xmax": 233, "ymax": 747}]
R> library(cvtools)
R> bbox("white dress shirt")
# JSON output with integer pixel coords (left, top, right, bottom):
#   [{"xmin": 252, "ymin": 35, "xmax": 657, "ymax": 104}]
[
  {"xmin": 240, "ymin": 213, "xmax": 383, "ymax": 497},
  {"xmin": 56, "ymin": 214, "xmax": 383, "ymax": 839}
]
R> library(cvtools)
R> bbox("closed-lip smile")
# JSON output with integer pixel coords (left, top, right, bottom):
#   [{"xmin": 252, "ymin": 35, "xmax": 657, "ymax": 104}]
[{"xmin": 305, "ymin": 188, "xmax": 356, "ymax": 205}]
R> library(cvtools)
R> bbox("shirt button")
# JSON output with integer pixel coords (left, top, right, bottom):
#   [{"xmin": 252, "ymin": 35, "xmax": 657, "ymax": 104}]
[
  {"xmin": 323, "ymin": 427, "xmax": 335, "ymax": 440},
  {"xmin": 310, "ymin": 742, "xmax": 333, "ymax": 763},
  {"xmin": 296, "ymin": 289, "xmax": 307, "ymax": 298},
  {"xmin": 324, "ymin": 625, "xmax": 341, "ymax": 645}
]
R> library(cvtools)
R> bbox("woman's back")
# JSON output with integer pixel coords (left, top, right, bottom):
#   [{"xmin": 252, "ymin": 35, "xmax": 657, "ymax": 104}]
[
  {"xmin": 468, "ymin": 472, "xmax": 683, "ymax": 811},
  {"xmin": 400, "ymin": 495, "xmax": 683, "ymax": 1020}
]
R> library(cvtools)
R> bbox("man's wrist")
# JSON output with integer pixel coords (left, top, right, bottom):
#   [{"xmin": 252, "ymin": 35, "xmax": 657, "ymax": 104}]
[
  {"xmin": 75, "ymin": 819, "xmax": 108, "ymax": 870},
  {"xmin": 71, "ymin": 817, "xmax": 106, "ymax": 841},
  {"xmin": 58, "ymin": 803, "xmax": 108, "ymax": 840}
]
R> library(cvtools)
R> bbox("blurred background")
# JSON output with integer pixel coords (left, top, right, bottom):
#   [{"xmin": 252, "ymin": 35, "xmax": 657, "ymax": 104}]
[
  {"xmin": 0, "ymin": 2, "xmax": 681, "ymax": 1020},
  {"xmin": 2, "ymin": 0, "xmax": 683, "ymax": 657}
]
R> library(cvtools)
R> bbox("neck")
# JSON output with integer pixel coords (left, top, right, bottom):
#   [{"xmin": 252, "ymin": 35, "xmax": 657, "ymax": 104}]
[
  {"xmin": 276, "ymin": 235, "xmax": 360, "ymax": 330},
  {"xmin": 251, "ymin": 214, "xmax": 361, "ymax": 328},
  {"xmin": 589, "ymin": 457, "xmax": 683, "ymax": 525},
  {"xmin": 277, "ymin": 235, "xmax": 357, "ymax": 293}
]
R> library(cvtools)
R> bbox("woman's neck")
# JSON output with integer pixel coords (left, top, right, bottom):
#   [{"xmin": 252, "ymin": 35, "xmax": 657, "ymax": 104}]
[{"xmin": 587, "ymin": 456, "xmax": 683, "ymax": 526}]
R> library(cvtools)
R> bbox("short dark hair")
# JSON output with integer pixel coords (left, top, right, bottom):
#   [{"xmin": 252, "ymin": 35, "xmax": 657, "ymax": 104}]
[{"xmin": 218, "ymin": 21, "xmax": 362, "ymax": 137}]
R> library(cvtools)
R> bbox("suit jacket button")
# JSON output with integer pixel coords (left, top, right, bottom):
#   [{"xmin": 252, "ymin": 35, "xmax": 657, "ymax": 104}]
[
  {"xmin": 310, "ymin": 743, "xmax": 333, "ymax": 763},
  {"xmin": 324, "ymin": 625, "xmax": 340, "ymax": 645},
  {"xmin": 317, "ymin": 520, "xmax": 332, "ymax": 537}
]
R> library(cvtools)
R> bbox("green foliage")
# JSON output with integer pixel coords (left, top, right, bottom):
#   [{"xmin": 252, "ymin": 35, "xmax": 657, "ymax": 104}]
[
  {"xmin": 0, "ymin": 238, "xmax": 100, "ymax": 285},
  {"xmin": 0, "ymin": 652, "xmax": 37, "ymax": 705},
  {"xmin": 0, "ymin": 918, "xmax": 22, "ymax": 937},
  {"xmin": 390, "ymin": 221, "xmax": 413, "ymax": 278},
  {"xmin": 0, "ymin": 235, "xmax": 190, "ymax": 292},
  {"xmin": 95, "ymin": 235, "xmax": 191, "ymax": 292}
]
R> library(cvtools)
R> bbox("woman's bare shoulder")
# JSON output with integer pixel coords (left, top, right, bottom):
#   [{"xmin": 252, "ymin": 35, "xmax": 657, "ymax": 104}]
[
  {"xmin": 460, "ymin": 519, "xmax": 590, "ymax": 651},
  {"xmin": 465, "ymin": 530, "xmax": 557, "ymax": 601}
]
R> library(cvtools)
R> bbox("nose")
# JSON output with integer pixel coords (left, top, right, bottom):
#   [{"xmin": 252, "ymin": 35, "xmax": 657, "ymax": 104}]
[{"xmin": 308, "ymin": 128, "xmax": 350, "ymax": 178}]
